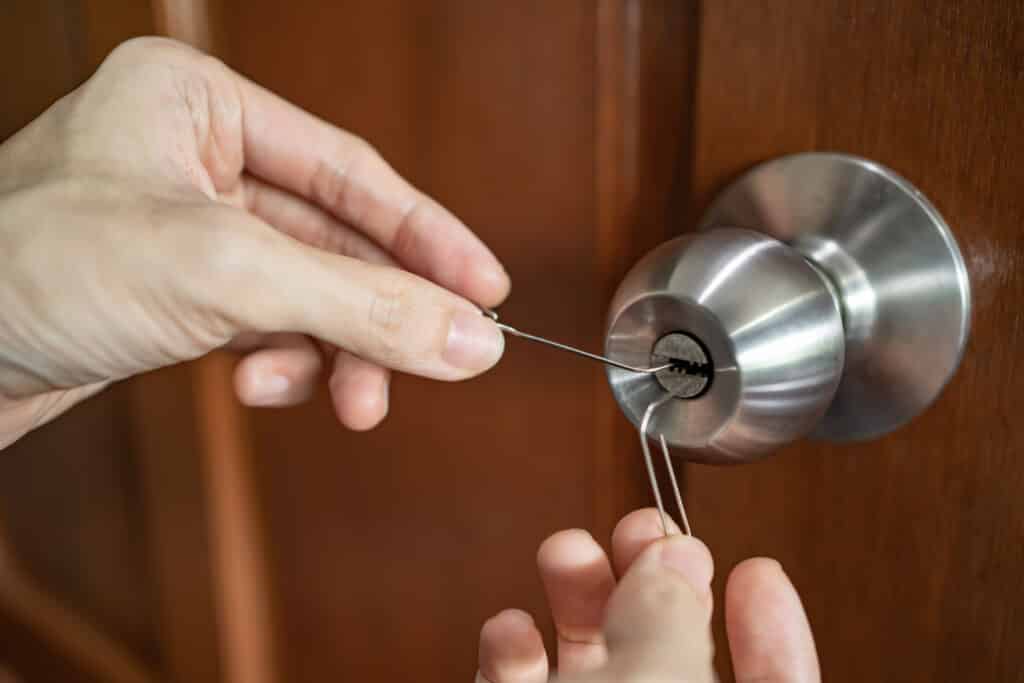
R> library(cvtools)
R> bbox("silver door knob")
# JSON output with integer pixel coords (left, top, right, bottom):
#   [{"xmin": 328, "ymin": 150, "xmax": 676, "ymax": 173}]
[{"xmin": 605, "ymin": 153, "xmax": 971, "ymax": 464}]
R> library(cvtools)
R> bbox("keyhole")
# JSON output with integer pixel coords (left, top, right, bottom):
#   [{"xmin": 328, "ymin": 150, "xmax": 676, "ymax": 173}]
[{"xmin": 651, "ymin": 332, "xmax": 713, "ymax": 399}]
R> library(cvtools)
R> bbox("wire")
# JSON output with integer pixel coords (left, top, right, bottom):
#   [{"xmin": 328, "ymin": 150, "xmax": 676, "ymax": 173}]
[
  {"xmin": 482, "ymin": 309, "xmax": 674, "ymax": 374},
  {"xmin": 638, "ymin": 395, "xmax": 692, "ymax": 537}
]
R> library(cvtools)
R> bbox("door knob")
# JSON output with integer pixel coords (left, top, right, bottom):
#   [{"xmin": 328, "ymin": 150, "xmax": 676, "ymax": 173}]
[{"xmin": 605, "ymin": 153, "xmax": 971, "ymax": 464}]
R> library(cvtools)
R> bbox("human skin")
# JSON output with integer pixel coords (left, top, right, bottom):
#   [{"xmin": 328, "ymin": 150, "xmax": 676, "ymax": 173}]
[
  {"xmin": 475, "ymin": 509, "xmax": 821, "ymax": 683},
  {"xmin": 0, "ymin": 37, "xmax": 509, "ymax": 448}
]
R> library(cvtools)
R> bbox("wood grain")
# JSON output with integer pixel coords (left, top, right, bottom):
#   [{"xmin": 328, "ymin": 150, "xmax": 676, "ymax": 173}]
[
  {"xmin": 687, "ymin": 1, "xmax": 1024, "ymax": 680},
  {"xmin": 193, "ymin": 354, "xmax": 278, "ymax": 683},
  {"xmin": 129, "ymin": 367, "xmax": 223, "ymax": 683},
  {"xmin": 0, "ymin": 548, "xmax": 155, "ymax": 683}
]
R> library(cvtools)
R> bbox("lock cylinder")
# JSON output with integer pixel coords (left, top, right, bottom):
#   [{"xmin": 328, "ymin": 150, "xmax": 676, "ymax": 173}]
[{"xmin": 650, "ymin": 332, "xmax": 713, "ymax": 399}]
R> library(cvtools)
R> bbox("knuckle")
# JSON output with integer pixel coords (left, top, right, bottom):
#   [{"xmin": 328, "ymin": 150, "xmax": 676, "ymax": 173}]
[
  {"xmin": 390, "ymin": 198, "xmax": 431, "ymax": 261},
  {"xmin": 348, "ymin": 135, "xmax": 381, "ymax": 162},
  {"xmin": 366, "ymin": 271, "xmax": 420, "ymax": 362},
  {"xmin": 309, "ymin": 159, "xmax": 352, "ymax": 216},
  {"xmin": 195, "ymin": 51, "xmax": 229, "ymax": 74},
  {"xmin": 103, "ymin": 40, "xmax": 235, "ymax": 109},
  {"xmin": 106, "ymin": 36, "xmax": 194, "ymax": 66},
  {"xmin": 191, "ymin": 52, "xmax": 237, "ymax": 93},
  {"xmin": 308, "ymin": 137, "xmax": 381, "ymax": 222},
  {"xmin": 107, "ymin": 37, "xmax": 231, "ymax": 81}
]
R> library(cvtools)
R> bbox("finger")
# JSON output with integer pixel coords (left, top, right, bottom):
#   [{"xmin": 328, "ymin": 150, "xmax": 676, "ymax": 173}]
[
  {"xmin": 726, "ymin": 559, "xmax": 820, "ymax": 683},
  {"xmin": 180, "ymin": 205, "xmax": 504, "ymax": 380},
  {"xmin": 232, "ymin": 333, "xmax": 322, "ymax": 407},
  {"xmin": 328, "ymin": 349, "xmax": 390, "ymax": 431},
  {"xmin": 475, "ymin": 609, "xmax": 548, "ymax": 683},
  {"xmin": 610, "ymin": 507, "xmax": 681, "ymax": 578},
  {"xmin": 599, "ymin": 536, "xmax": 715, "ymax": 683},
  {"xmin": 233, "ymin": 75, "xmax": 510, "ymax": 307},
  {"xmin": 240, "ymin": 174, "xmax": 395, "ymax": 266},
  {"xmin": 536, "ymin": 530, "xmax": 615, "ymax": 674},
  {"xmin": 230, "ymin": 176, "xmax": 398, "ymax": 423}
]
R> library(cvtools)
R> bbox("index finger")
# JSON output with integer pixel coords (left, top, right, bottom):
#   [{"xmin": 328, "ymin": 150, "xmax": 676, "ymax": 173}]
[{"xmin": 234, "ymin": 75, "xmax": 510, "ymax": 307}]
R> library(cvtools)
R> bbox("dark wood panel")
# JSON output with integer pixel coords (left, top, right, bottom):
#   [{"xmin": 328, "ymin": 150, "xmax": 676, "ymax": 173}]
[
  {"xmin": 129, "ymin": 366, "xmax": 224, "ymax": 683},
  {"xmin": 0, "ymin": 609, "xmax": 98, "ymax": 683},
  {"xmin": 0, "ymin": 384, "xmax": 160, "ymax": 672},
  {"xmin": 688, "ymin": 1, "xmax": 1024, "ymax": 680},
  {"xmin": 0, "ymin": 1, "xmax": 84, "ymax": 135}
]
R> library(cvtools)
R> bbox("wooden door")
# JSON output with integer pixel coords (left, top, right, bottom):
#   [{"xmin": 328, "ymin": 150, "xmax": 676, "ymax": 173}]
[
  {"xmin": 687, "ymin": 2, "xmax": 1024, "ymax": 680},
  {"xmin": 2, "ymin": 1, "xmax": 1021, "ymax": 682},
  {"xmin": 219, "ymin": 1, "xmax": 1023, "ymax": 679}
]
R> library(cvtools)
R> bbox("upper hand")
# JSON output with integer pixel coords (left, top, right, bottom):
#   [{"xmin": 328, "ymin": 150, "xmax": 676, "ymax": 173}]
[
  {"xmin": 476, "ymin": 509, "xmax": 820, "ymax": 682},
  {"xmin": 0, "ymin": 37, "xmax": 509, "ymax": 447}
]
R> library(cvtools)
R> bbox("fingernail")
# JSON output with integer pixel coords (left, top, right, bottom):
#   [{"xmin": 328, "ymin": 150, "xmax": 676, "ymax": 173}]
[
  {"xmin": 444, "ymin": 308, "xmax": 504, "ymax": 372},
  {"xmin": 249, "ymin": 372, "xmax": 291, "ymax": 406},
  {"xmin": 657, "ymin": 536, "xmax": 714, "ymax": 601}
]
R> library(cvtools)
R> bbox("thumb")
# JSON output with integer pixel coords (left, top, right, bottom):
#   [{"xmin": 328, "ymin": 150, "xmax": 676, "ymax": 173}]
[
  {"xmin": 587, "ymin": 535, "xmax": 716, "ymax": 683},
  {"xmin": 185, "ymin": 207, "xmax": 504, "ymax": 380}
]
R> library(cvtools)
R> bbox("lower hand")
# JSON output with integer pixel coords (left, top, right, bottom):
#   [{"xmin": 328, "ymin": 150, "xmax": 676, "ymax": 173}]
[
  {"xmin": 0, "ymin": 37, "xmax": 509, "ymax": 448},
  {"xmin": 476, "ymin": 509, "xmax": 820, "ymax": 682}
]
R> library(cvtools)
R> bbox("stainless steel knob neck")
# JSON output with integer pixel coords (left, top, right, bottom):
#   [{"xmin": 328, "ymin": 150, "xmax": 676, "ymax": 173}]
[
  {"xmin": 605, "ymin": 153, "xmax": 971, "ymax": 464},
  {"xmin": 605, "ymin": 229, "xmax": 845, "ymax": 463}
]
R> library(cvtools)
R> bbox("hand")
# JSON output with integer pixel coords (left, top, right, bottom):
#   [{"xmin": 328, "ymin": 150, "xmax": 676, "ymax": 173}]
[
  {"xmin": 0, "ymin": 37, "xmax": 509, "ymax": 448},
  {"xmin": 476, "ymin": 509, "xmax": 820, "ymax": 682}
]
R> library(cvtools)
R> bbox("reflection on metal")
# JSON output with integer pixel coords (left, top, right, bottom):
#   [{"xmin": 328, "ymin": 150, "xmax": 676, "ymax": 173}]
[{"xmin": 606, "ymin": 153, "xmax": 971, "ymax": 464}]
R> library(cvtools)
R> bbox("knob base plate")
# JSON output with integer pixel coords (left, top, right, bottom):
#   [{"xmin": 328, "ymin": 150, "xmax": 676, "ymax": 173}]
[{"xmin": 699, "ymin": 153, "xmax": 971, "ymax": 441}]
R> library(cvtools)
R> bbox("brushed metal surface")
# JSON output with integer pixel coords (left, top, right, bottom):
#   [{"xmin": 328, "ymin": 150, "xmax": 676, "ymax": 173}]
[
  {"xmin": 605, "ymin": 228, "xmax": 845, "ymax": 464},
  {"xmin": 699, "ymin": 153, "xmax": 971, "ymax": 441}
]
